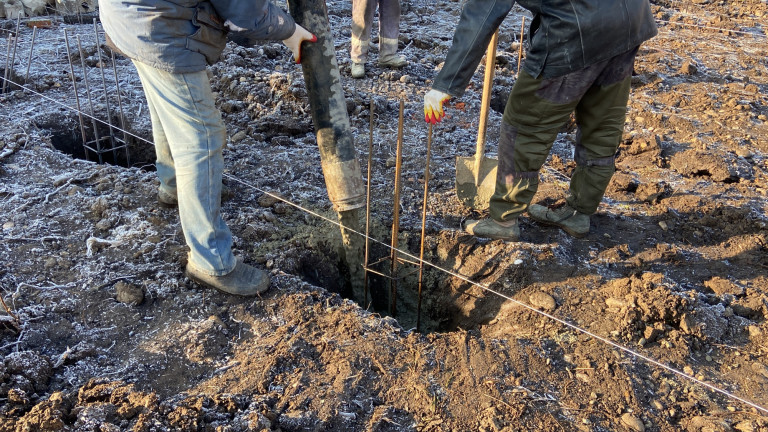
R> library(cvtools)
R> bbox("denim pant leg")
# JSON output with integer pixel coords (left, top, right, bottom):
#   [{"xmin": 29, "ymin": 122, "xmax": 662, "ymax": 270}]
[
  {"xmin": 145, "ymin": 98, "xmax": 176, "ymax": 197},
  {"xmin": 378, "ymin": 0, "xmax": 401, "ymax": 57},
  {"xmin": 132, "ymin": 60, "xmax": 236, "ymax": 276},
  {"xmin": 351, "ymin": 0, "xmax": 377, "ymax": 63}
]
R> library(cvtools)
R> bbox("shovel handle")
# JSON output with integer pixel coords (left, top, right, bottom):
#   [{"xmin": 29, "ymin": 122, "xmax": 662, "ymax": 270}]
[{"xmin": 474, "ymin": 30, "xmax": 499, "ymax": 183}]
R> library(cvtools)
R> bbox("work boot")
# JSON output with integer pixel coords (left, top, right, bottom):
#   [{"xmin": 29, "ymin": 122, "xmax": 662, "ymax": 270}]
[
  {"xmin": 528, "ymin": 204, "xmax": 590, "ymax": 238},
  {"xmin": 158, "ymin": 186, "xmax": 232, "ymax": 208},
  {"xmin": 186, "ymin": 260, "xmax": 270, "ymax": 296},
  {"xmin": 463, "ymin": 217, "xmax": 520, "ymax": 241},
  {"xmin": 158, "ymin": 188, "xmax": 177, "ymax": 208},
  {"xmin": 378, "ymin": 54, "xmax": 407, "ymax": 68},
  {"xmin": 351, "ymin": 62, "xmax": 365, "ymax": 79}
]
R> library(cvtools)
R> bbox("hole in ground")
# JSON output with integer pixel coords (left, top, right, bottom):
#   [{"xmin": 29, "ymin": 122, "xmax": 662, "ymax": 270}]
[
  {"xmin": 32, "ymin": 112, "xmax": 155, "ymax": 168},
  {"xmin": 289, "ymin": 237, "xmax": 512, "ymax": 334}
]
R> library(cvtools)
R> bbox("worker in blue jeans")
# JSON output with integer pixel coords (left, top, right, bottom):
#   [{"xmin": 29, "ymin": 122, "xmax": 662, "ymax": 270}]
[
  {"xmin": 425, "ymin": 0, "xmax": 657, "ymax": 240},
  {"xmin": 100, "ymin": 0, "xmax": 315, "ymax": 295}
]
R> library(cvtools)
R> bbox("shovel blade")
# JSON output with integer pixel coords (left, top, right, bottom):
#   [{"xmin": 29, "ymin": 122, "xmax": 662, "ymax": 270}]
[{"xmin": 455, "ymin": 155, "xmax": 498, "ymax": 211}]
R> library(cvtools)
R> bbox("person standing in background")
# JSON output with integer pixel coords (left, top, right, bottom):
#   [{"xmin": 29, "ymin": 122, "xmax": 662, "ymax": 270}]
[{"xmin": 350, "ymin": 0, "xmax": 407, "ymax": 78}]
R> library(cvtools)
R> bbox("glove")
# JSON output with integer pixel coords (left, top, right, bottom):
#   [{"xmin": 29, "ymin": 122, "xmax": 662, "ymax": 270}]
[
  {"xmin": 282, "ymin": 24, "xmax": 317, "ymax": 64},
  {"xmin": 424, "ymin": 89, "xmax": 451, "ymax": 124}
]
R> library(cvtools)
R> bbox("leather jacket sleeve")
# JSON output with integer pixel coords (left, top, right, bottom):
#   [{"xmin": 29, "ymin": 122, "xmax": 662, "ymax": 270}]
[
  {"xmin": 431, "ymin": 0, "xmax": 515, "ymax": 97},
  {"xmin": 212, "ymin": 0, "xmax": 296, "ymax": 42}
]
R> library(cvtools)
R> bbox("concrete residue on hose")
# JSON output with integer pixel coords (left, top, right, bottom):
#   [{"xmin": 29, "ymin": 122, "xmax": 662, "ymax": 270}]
[{"xmin": 289, "ymin": 0, "xmax": 366, "ymax": 302}]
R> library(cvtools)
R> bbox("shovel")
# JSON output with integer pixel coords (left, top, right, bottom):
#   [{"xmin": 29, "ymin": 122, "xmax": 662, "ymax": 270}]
[{"xmin": 455, "ymin": 30, "xmax": 499, "ymax": 211}]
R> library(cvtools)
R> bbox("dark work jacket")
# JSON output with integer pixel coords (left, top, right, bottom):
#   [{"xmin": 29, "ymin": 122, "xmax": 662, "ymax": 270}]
[
  {"xmin": 432, "ymin": 0, "xmax": 658, "ymax": 97},
  {"xmin": 99, "ymin": 0, "xmax": 296, "ymax": 73}
]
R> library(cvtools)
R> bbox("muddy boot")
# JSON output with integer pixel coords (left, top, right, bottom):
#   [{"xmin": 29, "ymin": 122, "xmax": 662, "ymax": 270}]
[
  {"xmin": 158, "ymin": 185, "xmax": 232, "ymax": 208},
  {"xmin": 158, "ymin": 188, "xmax": 177, "ymax": 208},
  {"xmin": 463, "ymin": 217, "xmax": 520, "ymax": 241},
  {"xmin": 378, "ymin": 37, "xmax": 406, "ymax": 68},
  {"xmin": 528, "ymin": 204, "xmax": 590, "ymax": 238},
  {"xmin": 186, "ymin": 260, "xmax": 270, "ymax": 296},
  {"xmin": 351, "ymin": 62, "xmax": 366, "ymax": 79}
]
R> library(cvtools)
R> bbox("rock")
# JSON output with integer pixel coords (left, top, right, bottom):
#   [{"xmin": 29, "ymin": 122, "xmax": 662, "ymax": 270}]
[
  {"xmin": 620, "ymin": 413, "xmax": 645, "ymax": 432},
  {"xmin": 703, "ymin": 276, "xmax": 744, "ymax": 296},
  {"xmin": 115, "ymin": 281, "xmax": 144, "ymax": 306},
  {"xmin": 734, "ymin": 420, "xmax": 757, "ymax": 432},
  {"xmin": 680, "ymin": 61, "xmax": 698, "ymax": 75},
  {"xmin": 750, "ymin": 362, "xmax": 768, "ymax": 379},
  {"xmin": 529, "ymin": 291, "xmax": 556, "ymax": 312},
  {"xmin": 2, "ymin": 0, "xmax": 25, "ymax": 18},
  {"xmin": 687, "ymin": 415, "xmax": 730, "ymax": 432},
  {"xmin": 257, "ymin": 193, "xmax": 281, "ymax": 208},
  {"xmin": 55, "ymin": 0, "xmax": 96, "ymax": 15},
  {"xmin": 679, "ymin": 313, "xmax": 696, "ymax": 334},
  {"xmin": 20, "ymin": 0, "xmax": 47, "ymax": 15},
  {"xmin": 230, "ymin": 130, "xmax": 247, "ymax": 143}
]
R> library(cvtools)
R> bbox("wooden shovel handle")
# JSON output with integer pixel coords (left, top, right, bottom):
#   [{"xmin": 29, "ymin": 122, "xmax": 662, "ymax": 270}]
[
  {"xmin": 474, "ymin": 30, "xmax": 499, "ymax": 180},
  {"xmin": 476, "ymin": 31, "xmax": 499, "ymax": 156}
]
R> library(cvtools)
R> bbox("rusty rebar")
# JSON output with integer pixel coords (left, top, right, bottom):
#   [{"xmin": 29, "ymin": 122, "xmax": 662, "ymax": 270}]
[
  {"xmin": 5, "ymin": 16, "xmax": 21, "ymax": 93},
  {"xmin": 363, "ymin": 99, "xmax": 375, "ymax": 307},
  {"xmin": 63, "ymin": 29, "xmax": 88, "ymax": 153},
  {"xmin": 2, "ymin": 34, "xmax": 11, "ymax": 94},
  {"xmin": 389, "ymin": 99, "xmax": 405, "ymax": 316},
  {"xmin": 77, "ymin": 34, "xmax": 104, "ymax": 163},
  {"xmin": 93, "ymin": 18, "xmax": 118, "ymax": 162},
  {"xmin": 111, "ymin": 50, "xmax": 130, "ymax": 165},
  {"xmin": 416, "ymin": 123, "xmax": 433, "ymax": 331},
  {"xmin": 24, "ymin": 26, "xmax": 38, "ymax": 84},
  {"xmin": 517, "ymin": 17, "xmax": 526, "ymax": 76}
]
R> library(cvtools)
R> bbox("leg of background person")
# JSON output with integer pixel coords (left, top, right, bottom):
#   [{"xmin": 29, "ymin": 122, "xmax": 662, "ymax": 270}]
[
  {"xmin": 378, "ymin": 0, "xmax": 402, "ymax": 62},
  {"xmin": 490, "ymin": 70, "xmax": 579, "ymax": 222},
  {"xmin": 142, "ymin": 94, "xmax": 176, "ymax": 198},
  {"xmin": 568, "ymin": 48, "xmax": 637, "ymax": 215},
  {"xmin": 351, "ymin": 0, "xmax": 376, "ymax": 64},
  {"xmin": 132, "ymin": 60, "xmax": 235, "ymax": 276}
]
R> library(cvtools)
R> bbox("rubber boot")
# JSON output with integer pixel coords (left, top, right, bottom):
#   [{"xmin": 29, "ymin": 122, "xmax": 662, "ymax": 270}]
[{"xmin": 528, "ymin": 204, "xmax": 590, "ymax": 238}]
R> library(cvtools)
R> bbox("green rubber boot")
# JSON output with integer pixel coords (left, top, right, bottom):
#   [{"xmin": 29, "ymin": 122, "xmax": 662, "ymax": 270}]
[{"xmin": 528, "ymin": 204, "xmax": 590, "ymax": 238}]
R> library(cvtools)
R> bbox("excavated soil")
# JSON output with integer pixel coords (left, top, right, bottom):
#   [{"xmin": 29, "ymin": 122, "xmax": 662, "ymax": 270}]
[{"xmin": 1, "ymin": 0, "xmax": 768, "ymax": 431}]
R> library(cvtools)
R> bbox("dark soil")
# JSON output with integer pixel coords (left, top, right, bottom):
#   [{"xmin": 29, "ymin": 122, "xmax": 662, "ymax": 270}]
[{"xmin": 1, "ymin": 0, "xmax": 768, "ymax": 431}]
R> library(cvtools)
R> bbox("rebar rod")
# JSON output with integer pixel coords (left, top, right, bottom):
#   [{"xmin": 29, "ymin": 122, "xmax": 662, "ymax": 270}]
[
  {"xmin": 416, "ymin": 123, "xmax": 433, "ymax": 331},
  {"xmin": 24, "ymin": 26, "xmax": 38, "ymax": 84},
  {"xmin": 389, "ymin": 99, "xmax": 405, "ymax": 316},
  {"xmin": 63, "ymin": 29, "xmax": 88, "ymax": 152},
  {"xmin": 2, "ymin": 34, "xmax": 11, "ymax": 94},
  {"xmin": 517, "ymin": 17, "xmax": 526, "ymax": 76},
  {"xmin": 5, "ymin": 16, "xmax": 21, "ymax": 92},
  {"xmin": 93, "ymin": 18, "xmax": 119, "ymax": 162},
  {"xmin": 77, "ymin": 35, "xmax": 104, "ymax": 163},
  {"xmin": 111, "ymin": 51, "xmax": 130, "ymax": 165},
  {"xmin": 363, "ymin": 99, "xmax": 374, "ymax": 307}
]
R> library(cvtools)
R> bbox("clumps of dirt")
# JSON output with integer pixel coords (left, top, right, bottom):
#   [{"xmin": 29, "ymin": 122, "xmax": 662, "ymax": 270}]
[
  {"xmin": 599, "ymin": 273, "xmax": 690, "ymax": 345},
  {"xmin": 669, "ymin": 149, "xmax": 740, "ymax": 182},
  {"xmin": 1, "ymin": 351, "xmax": 52, "ymax": 399}
]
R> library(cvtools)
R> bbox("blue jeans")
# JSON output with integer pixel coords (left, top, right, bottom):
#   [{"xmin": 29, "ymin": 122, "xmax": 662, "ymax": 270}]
[{"xmin": 133, "ymin": 60, "xmax": 236, "ymax": 276}]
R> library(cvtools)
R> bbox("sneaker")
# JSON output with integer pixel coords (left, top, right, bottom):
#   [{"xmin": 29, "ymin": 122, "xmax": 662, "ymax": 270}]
[
  {"xmin": 157, "ymin": 186, "xmax": 232, "ymax": 208},
  {"xmin": 351, "ymin": 62, "xmax": 365, "ymax": 78},
  {"xmin": 463, "ymin": 217, "xmax": 520, "ymax": 241},
  {"xmin": 378, "ymin": 54, "xmax": 407, "ymax": 68},
  {"xmin": 186, "ymin": 260, "xmax": 270, "ymax": 296},
  {"xmin": 528, "ymin": 204, "xmax": 590, "ymax": 238}
]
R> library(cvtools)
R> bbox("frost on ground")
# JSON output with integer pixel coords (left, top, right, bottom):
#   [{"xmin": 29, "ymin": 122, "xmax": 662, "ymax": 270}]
[{"xmin": 1, "ymin": 0, "xmax": 768, "ymax": 431}]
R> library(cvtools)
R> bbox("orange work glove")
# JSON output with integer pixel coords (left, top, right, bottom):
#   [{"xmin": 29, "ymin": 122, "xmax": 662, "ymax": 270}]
[
  {"xmin": 282, "ymin": 24, "xmax": 317, "ymax": 64},
  {"xmin": 424, "ymin": 89, "xmax": 451, "ymax": 124}
]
